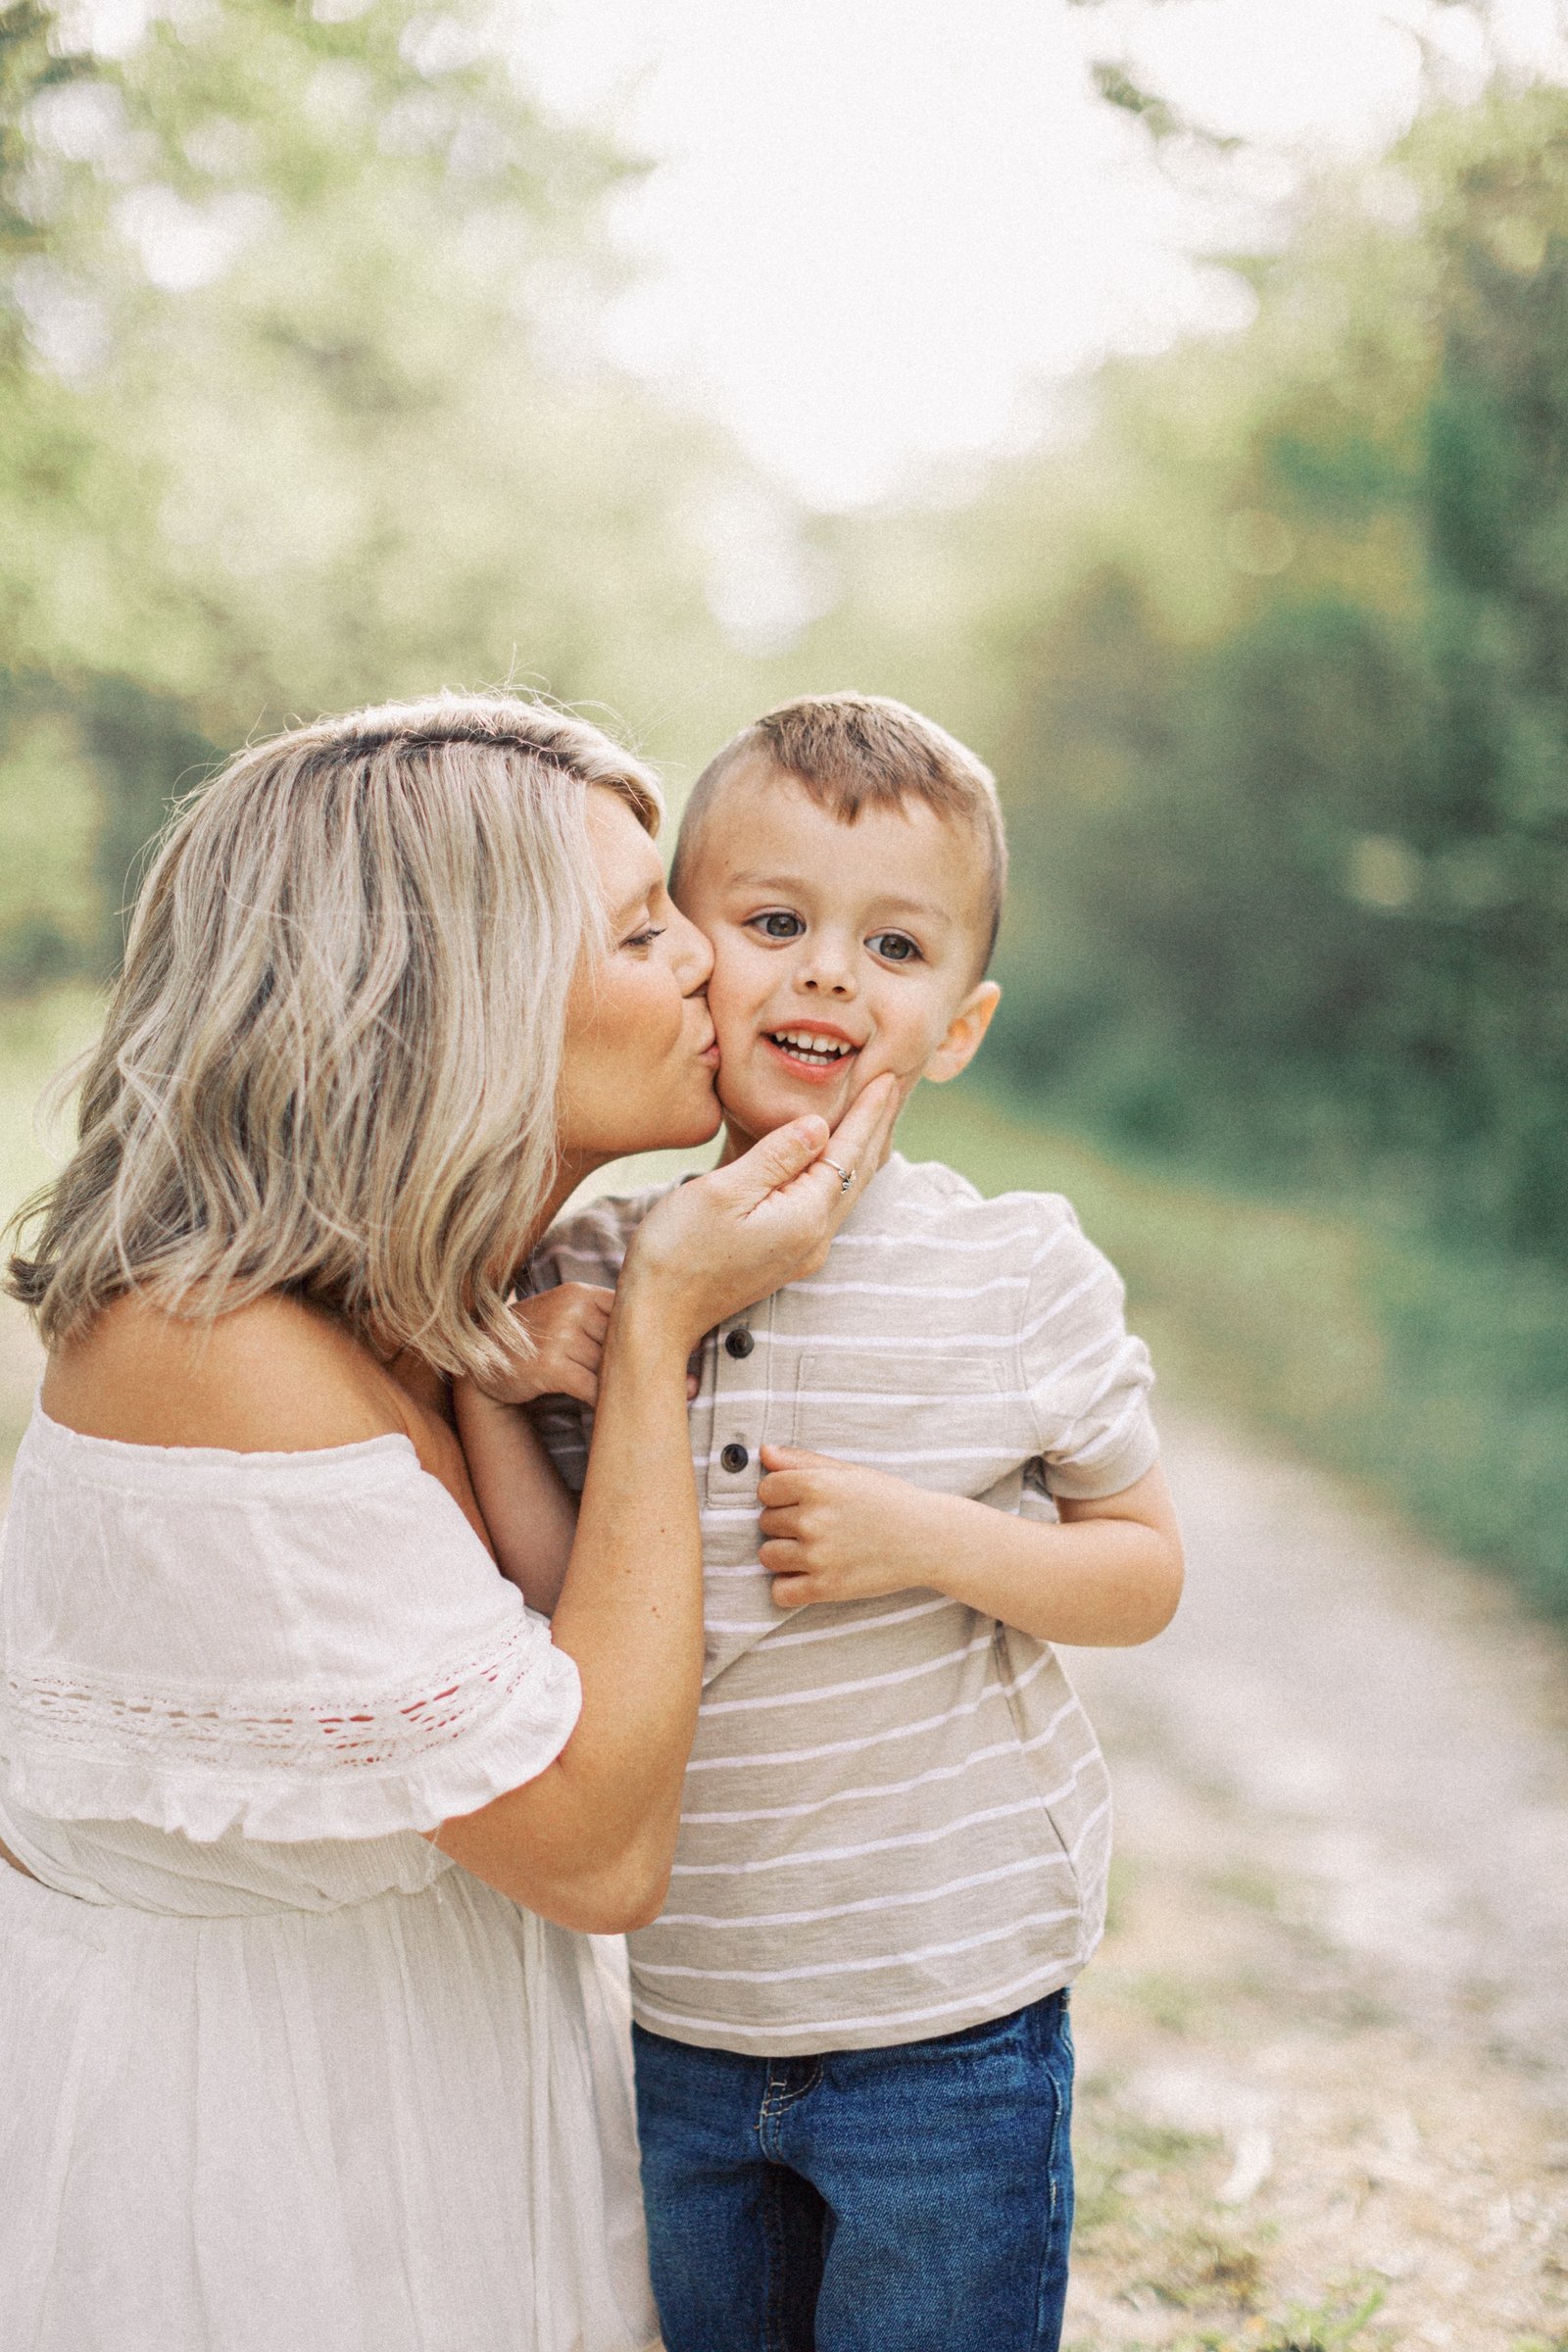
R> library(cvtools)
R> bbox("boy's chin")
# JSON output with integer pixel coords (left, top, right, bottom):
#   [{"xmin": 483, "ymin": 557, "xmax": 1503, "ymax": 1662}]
[
  {"xmin": 715, "ymin": 1082, "xmax": 801, "ymax": 1151},
  {"xmin": 717, "ymin": 1073, "xmax": 858, "ymax": 1149}
]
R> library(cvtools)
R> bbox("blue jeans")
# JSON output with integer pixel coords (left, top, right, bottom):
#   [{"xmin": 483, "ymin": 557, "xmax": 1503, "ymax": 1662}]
[{"xmin": 631, "ymin": 1991, "xmax": 1074, "ymax": 2352}]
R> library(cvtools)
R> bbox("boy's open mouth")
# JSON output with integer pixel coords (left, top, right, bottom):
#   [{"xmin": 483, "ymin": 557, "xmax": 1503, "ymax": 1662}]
[{"xmin": 764, "ymin": 1028, "xmax": 858, "ymax": 1072}]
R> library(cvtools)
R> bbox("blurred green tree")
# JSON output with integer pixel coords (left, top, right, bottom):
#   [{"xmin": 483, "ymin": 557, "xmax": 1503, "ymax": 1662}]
[
  {"xmin": 0, "ymin": 0, "xmax": 756, "ymax": 988},
  {"xmin": 810, "ymin": 83, "xmax": 1568, "ymax": 1267}
]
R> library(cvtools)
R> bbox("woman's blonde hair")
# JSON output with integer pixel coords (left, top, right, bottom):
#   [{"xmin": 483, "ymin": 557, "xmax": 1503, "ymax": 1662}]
[{"xmin": 8, "ymin": 693, "xmax": 661, "ymax": 1382}]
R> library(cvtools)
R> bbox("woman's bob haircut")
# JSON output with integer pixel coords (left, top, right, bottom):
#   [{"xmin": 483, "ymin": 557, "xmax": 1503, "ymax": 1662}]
[{"xmin": 8, "ymin": 693, "xmax": 661, "ymax": 1385}]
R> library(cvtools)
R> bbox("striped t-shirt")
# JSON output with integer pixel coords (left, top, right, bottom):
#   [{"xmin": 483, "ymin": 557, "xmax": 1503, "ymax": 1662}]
[{"xmin": 524, "ymin": 1151, "xmax": 1158, "ymax": 2055}]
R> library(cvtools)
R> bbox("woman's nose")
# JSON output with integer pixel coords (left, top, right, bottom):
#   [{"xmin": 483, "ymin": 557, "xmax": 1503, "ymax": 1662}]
[{"xmin": 670, "ymin": 905, "xmax": 714, "ymax": 994}]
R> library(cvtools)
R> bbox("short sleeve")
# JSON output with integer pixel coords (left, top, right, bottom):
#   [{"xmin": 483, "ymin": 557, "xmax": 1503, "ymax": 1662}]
[
  {"xmin": 519, "ymin": 1184, "xmax": 671, "ymax": 1497},
  {"xmin": 1015, "ymin": 1197, "xmax": 1159, "ymax": 1500},
  {"xmin": 520, "ymin": 1183, "xmax": 666, "ymax": 1299},
  {"xmin": 0, "ymin": 1418, "xmax": 583, "ymax": 1843}
]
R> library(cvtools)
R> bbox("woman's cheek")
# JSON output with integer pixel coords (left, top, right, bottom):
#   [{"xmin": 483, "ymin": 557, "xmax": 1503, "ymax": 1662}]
[{"xmin": 643, "ymin": 961, "xmax": 691, "ymax": 1060}]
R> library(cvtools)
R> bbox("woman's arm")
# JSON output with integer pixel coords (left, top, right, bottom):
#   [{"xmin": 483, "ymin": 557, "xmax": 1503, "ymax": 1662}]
[
  {"xmin": 48, "ymin": 1085, "xmax": 897, "ymax": 1934},
  {"xmin": 431, "ymin": 1077, "xmax": 900, "ymax": 1932},
  {"xmin": 433, "ymin": 1287, "xmax": 700, "ymax": 1930}
]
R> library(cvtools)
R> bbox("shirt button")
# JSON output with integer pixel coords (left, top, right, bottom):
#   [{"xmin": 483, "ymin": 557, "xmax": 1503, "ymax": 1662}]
[
  {"xmin": 720, "ymin": 1443, "xmax": 750, "ymax": 1473},
  {"xmin": 725, "ymin": 1328, "xmax": 755, "ymax": 1359}
]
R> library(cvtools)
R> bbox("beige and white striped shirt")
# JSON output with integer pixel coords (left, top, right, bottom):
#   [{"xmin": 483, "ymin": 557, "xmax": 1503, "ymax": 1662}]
[{"xmin": 525, "ymin": 1151, "xmax": 1158, "ymax": 2055}]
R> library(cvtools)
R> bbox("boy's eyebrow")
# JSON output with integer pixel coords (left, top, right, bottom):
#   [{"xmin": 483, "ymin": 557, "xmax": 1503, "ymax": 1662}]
[
  {"xmin": 870, "ymin": 895, "xmax": 954, "ymax": 931},
  {"xmin": 721, "ymin": 871, "xmax": 954, "ymax": 930}
]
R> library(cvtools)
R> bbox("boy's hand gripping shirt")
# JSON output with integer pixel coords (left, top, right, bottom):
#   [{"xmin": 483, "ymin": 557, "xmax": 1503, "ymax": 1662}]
[{"xmin": 524, "ymin": 1152, "xmax": 1157, "ymax": 2055}]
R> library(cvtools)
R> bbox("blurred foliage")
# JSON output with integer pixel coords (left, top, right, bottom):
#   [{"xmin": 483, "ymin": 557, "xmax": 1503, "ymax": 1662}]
[
  {"xmin": 4, "ymin": 5, "xmax": 1568, "ymax": 1606},
  {"xmin": 812, "ymin": 85, "xmax": 1568, "ymax": 1278},
  {"xmin": 0, "ymin": 0, "xmax": 763, "ymax": 986}
]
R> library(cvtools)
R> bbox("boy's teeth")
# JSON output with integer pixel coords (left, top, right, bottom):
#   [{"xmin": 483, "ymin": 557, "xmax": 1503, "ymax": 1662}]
[{"xmin": 771, "ymin": 1029, "xmax": 853, "ymax": 1063}]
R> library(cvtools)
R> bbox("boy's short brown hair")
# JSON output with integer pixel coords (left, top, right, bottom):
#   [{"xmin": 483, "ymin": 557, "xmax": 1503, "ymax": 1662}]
[{"xmin": 673, "ymin": 692, "xmax": 1007, "ymax": 969}]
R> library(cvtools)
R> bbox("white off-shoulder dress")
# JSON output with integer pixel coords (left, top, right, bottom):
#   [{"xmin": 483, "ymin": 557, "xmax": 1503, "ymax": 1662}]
[{"xmin": 0, "ymin": 1405, "xmax": 659, "ymax": 2352}]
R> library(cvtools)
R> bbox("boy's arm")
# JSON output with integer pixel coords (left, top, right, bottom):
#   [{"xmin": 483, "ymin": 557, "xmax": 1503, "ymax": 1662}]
[
  {"xmin": 455, "ymin": 1387, "xmax": 581, "ymax": 1615},
  {"xmin": 453, "ymin": 1282, "xmax": 612, "ymax": 1614},
  {"xmin": 755, "ymin": 1450, "xmax": 1184, "ymax": 1646}
]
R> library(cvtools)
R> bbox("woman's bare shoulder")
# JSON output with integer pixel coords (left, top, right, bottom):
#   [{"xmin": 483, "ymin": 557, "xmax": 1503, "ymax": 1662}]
[{"xmin": 40, "ymin": 1292, "xmax": 401, "ymax": 1453}]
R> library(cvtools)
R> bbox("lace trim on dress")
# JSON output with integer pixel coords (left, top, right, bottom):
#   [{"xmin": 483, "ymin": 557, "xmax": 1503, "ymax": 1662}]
[{"xmin": 2, "ymin": 1612, "xmax": 583, "ymax": 1844}]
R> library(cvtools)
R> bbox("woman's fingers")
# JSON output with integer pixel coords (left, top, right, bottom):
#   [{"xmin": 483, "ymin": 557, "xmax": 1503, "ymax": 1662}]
[
  {"xmin": 819, "ymin": 1072, "xmax": 902, "ymax": 1203},
  {"xmin": 713, "ymin": 1115, "xmax": 831, "ymax": 1214},
  {"xmin": 621, "ymin": 1075, "xmax": 899, "ymax": 1345}
]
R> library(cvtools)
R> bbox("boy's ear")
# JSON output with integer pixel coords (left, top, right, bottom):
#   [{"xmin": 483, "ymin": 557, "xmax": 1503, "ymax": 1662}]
[{"xmin": 924, "ymin": 981, "xmax": 1002, "ymax": 1086}]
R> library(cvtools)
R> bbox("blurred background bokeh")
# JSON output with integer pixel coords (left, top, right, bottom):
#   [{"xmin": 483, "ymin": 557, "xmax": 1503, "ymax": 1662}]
[
  {"xmin": 4, "ymin": 0, "xmax": 1566, "ymax": 1612},
  {"xmin": 6, "ymin": 5, "xmax": 1568, "ymax": 2341}
]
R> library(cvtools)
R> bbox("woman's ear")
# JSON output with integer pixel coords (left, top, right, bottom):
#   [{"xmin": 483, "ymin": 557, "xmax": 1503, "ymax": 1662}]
[{"xmin": 924, "ymin": 981, "xmax": 1002, "ymax": 1085}]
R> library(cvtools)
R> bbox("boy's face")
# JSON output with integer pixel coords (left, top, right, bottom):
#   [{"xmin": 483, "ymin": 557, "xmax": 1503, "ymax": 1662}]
[{"xmin": 673, "ymin": 760, "xmax": 1001, "ymax": 1154}]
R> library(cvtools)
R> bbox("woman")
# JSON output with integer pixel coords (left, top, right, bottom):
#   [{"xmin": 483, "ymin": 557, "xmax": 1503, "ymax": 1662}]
[{"xmin": 0, "ymin": 694, "xmax": 895, "ymax": 2352}]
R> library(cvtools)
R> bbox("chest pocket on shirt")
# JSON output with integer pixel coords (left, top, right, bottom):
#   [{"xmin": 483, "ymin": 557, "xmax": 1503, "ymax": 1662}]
[{"xmin": 790, "ymin": 1350, "xmax": 1016, "ymax": 1495}]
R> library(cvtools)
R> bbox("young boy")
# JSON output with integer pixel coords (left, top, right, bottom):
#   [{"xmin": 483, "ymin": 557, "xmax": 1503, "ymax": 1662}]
[{"xmin": 469, "ymin": 695, "xmax": 1183, "ymax": 2352}]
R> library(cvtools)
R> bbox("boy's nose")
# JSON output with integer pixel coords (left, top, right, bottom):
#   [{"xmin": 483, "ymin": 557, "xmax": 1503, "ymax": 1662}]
[{"xmin": 799, "ymin": 942, "xmax": 857, "ymax": 997}]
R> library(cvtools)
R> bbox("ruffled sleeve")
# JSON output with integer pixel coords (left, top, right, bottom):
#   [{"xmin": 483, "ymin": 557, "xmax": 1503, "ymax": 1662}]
[
  {"xmin": 1016, "ymin": 1195, "xmax": 1160, "ymax": 1500},
  {"xmin": 0, "ymin": 1411, "xmax": 582, "ymax": 1843}
]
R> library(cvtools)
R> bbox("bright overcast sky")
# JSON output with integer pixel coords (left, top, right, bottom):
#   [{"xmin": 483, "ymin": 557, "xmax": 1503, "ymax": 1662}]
[{"xmin": 516, "ymin": 0, "xmax": 1568, "ymax": 508}]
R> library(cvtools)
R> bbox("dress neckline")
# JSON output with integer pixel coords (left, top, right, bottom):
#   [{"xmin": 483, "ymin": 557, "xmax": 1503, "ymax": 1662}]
[{"xmin": 24, "ymin": 1397, "xmax": 418, "ymax": 1491}]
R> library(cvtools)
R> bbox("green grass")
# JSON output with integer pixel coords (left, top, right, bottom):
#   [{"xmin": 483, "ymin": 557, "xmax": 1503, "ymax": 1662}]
[{"xmin": 900, "ymin": 1082, "xmax": 1568, "ymax": 1624}]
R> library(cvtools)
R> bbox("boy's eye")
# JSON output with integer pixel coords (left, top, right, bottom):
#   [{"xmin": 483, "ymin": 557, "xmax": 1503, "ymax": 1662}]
[
  {"xmin": 868, "ymin": 931, "xmax": 921, "ymax": 963},
  {"xmin": 749, "ymin": 910, "xmax": 805, "ymax": 941}
]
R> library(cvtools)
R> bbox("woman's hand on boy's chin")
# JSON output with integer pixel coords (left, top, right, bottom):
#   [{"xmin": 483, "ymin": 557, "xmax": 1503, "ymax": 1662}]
[
  {"xmin": 757, "ymin": 1446, "xmax": 951, "ymax": 1608},
  {"xmin": 621, "ymin": 1074, "xmax": 900, "ymax": 1351}
]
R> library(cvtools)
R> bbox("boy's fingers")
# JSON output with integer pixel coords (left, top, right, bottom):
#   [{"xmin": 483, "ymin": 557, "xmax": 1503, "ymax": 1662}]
[
  {"xmin": 768, "ymin": 1571, "xmax": 814, "ymax": 1609},
  {"xmin": 758, "ymin": 1444, "xmax": 830, "ymax": 1474}
]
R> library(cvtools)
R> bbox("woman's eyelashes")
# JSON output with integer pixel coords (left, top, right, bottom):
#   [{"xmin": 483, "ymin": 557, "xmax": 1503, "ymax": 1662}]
[
  {"xmin": 743, "ymin": 910, "xmax": 924, "ymax": 965},
  {"xmin": 620, "ymin": 921, "xmax": 666, "ymax": 952}
]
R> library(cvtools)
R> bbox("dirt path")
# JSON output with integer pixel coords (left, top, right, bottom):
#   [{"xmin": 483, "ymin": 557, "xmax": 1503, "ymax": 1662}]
[{"xmin": 1062, "ymin": 1411, "xmax": 1568, "ymax": 2351}]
